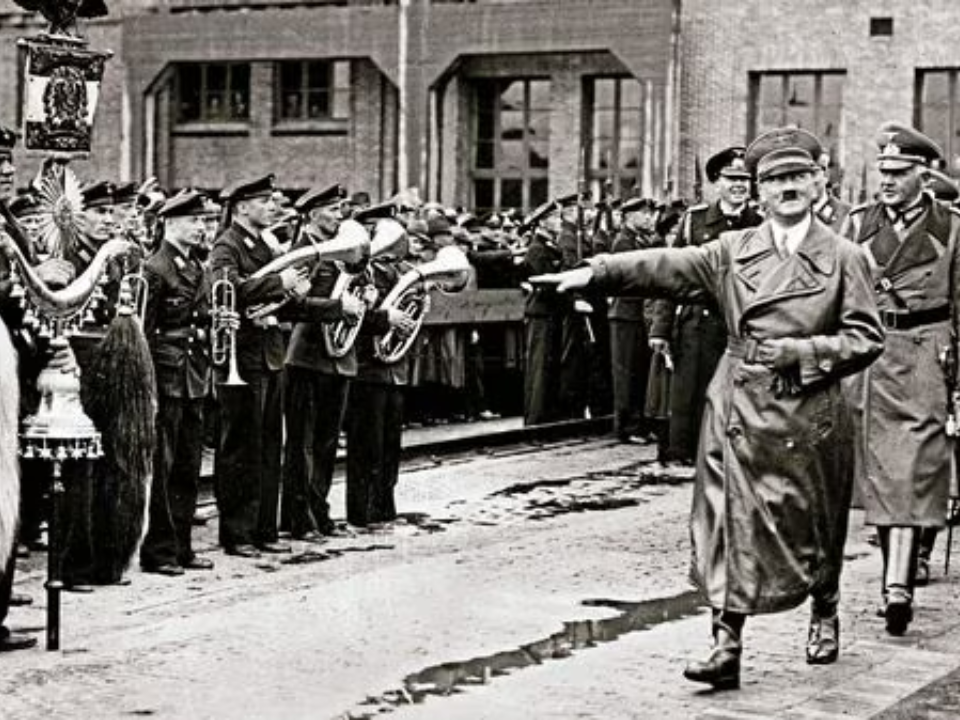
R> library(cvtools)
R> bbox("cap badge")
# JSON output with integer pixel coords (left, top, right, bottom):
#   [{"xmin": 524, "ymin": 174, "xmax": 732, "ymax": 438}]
[{"xmin": 880, "ymin": 132, "xmax": 901, "ymax": 156}]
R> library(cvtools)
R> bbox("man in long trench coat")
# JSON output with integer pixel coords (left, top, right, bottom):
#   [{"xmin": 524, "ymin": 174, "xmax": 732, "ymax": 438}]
[
  {"xmin": 842, "ymin": 122, "xmax": 960, "ymax": 636},
  {"xmin": 533, "ymin": 127, "xmax": 884, "ymax": 689}
]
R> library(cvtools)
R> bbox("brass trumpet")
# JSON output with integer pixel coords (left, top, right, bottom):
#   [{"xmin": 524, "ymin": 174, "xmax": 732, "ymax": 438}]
[{"xmin": 212, "ymin": 269, "xmax": 246, "ymax": 386}]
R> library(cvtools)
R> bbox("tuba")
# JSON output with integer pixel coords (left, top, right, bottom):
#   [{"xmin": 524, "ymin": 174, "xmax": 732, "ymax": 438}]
[
  {"xmin": 323, "ymin": 218, "xmax": 407, "ymax": 358},
  {"xmin": 245, "ymin": 219, "xmax": 370, "ymax": 320},
  {"xmin": 373, "ymin": 245, "xmax": 471, "ymax": 364}
]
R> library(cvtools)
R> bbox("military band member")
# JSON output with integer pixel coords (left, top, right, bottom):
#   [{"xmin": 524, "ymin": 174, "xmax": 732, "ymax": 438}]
[
  {"xmin": 209, "ymin": 174, "xmax": 300, "ymax": 558},
  {"xmin": 841, "ymin": 123, "xmax": 960, "ymax": 635},
  {"xmin": 282, "ymin": 184, "xmax": 365, "ymax": 540},
  {"xmin": 649, "ymin": 147, "xmax": 763, "ymax": 465},
  {"xmin": 139, "ymin": 190, "xmax": 217, "ymax": 575},
  {"xmin": 343, "ymin": 230, "xmax": 417, "ymax": 527},
  {"xmin": 534, "ymin": 127, "xmax": 883, "ymax": 689}
]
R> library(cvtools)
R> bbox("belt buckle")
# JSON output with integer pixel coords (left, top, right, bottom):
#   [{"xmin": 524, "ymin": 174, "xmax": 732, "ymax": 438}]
[{"xmin": 880, "ymin": 309, "xmax": 899, "ymax": 329}]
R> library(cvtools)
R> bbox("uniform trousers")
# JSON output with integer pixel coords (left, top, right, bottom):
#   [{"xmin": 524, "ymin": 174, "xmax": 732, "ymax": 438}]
[
  {"xmin": 283, "ymin": 367, "xmax": 350, "ymax": 536},
  {"xmin": 345, "ymin": 381, "xmax": 404, "ymax": 526},
  {"xmin": 141, "ymin": 396, "xmax": 205, "ymax": 568},
  {"xmin": 215, "ymin": 370, "xmax": 283, "ymax": 548},
  {"xmin": 523, "ymin": 316, "xmax": 562, "ymax": 426},
  {"xmin": 0, "ymin": 544, "xmax": 15, "ymax": 629},
  {"xmin": 609, "ymin": 318, "xmax": 651, "ymax": 439},
  {"xmin": 668, "ymin": 309, "xmax": 727, "ymax": 462}
]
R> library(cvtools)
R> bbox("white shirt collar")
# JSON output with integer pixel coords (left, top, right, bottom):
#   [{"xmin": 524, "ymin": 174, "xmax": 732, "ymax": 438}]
[{"xmin": 769, "ymin": 212, "xmax": 812, "ymax": 257}]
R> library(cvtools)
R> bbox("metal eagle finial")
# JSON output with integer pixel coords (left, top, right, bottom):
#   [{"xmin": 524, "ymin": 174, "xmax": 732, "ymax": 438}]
[{"xmin": 13, "ymin": 0, "xmax": 109, "ymax": 37}]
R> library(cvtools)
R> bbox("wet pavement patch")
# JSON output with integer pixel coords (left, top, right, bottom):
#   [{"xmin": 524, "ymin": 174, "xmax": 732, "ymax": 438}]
[{"xmin": 341, "ymin": 590, "xmax": 704, "ymax": 718}]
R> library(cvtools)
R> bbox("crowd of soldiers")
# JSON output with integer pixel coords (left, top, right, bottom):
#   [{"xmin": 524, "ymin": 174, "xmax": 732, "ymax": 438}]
[{"xmin": 0, "ymin": 115, "xmax": 959, "ymax": 703}]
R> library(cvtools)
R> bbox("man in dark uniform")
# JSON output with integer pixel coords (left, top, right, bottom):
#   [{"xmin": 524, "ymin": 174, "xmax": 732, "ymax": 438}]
[
  {"xmin": 519, "ymin": 200, "xmax": 565, "ymax": 425},
  {"xmin": 608, "ymin": 197, "xmax": 660, "ymax": 443},
  {"xmin": 842, "ymin": 123, "xmax": 960, "ymax": 635},
  {"xmin": 209, "ymin": 174, "xmax": 303, "ymax": 558},
  {"xmin": 282, "ymin": 184, "xmax": 365, "ymax": 540},
  {"xmin": 139, "ymin": 190, "xmax": 218, "ymax": 575},
  {"xmin": 649, "ymin": 147, "xmax": 763, "ymax": 464},
  {"xmin": 813, "ymin": 154, "xmax": 851, "ymax": 230},
  {"xmin": 344, "ymin": 230, "xmax": 416, "ymax": 527}
]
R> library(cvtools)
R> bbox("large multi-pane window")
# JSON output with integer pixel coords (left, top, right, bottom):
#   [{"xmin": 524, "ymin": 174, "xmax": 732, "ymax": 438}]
[
  {"xmin": 276, "ymin": 60, "xmax": 351, "ymax": 123},
  {"xmin": 471, "ymin": 78, "xmax": 550, "ymax": 213},
  {"xmin": 749, "ymin": 71, "xmax": 845, "ymax": 165},
  {"xmin": 584, "ymin": 76, "xmax": 642, "ymax": 199},
  {"xmin": 175, "ymin": 63, "xmax": 250, "ymax": 124},
  {"xmin": 917, "ymin": 69, "xmax": 960, "ymax": 172}
]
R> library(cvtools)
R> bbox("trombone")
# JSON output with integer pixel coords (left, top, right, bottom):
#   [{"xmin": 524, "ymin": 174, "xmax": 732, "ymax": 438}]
[{"xmin": 211, "ymin": 269, "xmax": 246, "ymax": 386}]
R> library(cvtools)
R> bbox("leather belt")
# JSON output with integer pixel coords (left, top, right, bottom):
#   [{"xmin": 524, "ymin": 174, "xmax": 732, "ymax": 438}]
[
  {"xmin": 726, "ymin": 336, "xmax": 760, "ymax": 362},
  {"xmin": 879, "ymin": 305, "xmax": 950, "ymax": 330}
]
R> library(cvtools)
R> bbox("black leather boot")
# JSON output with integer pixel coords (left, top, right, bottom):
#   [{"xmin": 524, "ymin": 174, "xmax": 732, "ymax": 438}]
[
  {"xmin": 684, "ymin": 615, "xmax": 742, "ymax": 690},
  {"xmin": 806, "ymin": 612, "xmax": 839, "ymax": 665}
]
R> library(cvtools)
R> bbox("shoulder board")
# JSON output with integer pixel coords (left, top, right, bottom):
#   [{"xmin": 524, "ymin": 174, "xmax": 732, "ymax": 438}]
[
  {"xmin": 687, "ymin": 203, "xmax": 709, "ymax": 213},
  {"xmin": 847, "ymin": 202, "xmax": 870, "ymax": 216}
]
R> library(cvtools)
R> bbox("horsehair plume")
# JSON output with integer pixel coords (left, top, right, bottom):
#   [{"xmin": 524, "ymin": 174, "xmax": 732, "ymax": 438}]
[
  {"xmin": 0, "ymin": 317, "xmax": 20, "ymax": 569},
  {"xmin": 80, "ymin": 313, "xmax": 157, "ymax": 581}
]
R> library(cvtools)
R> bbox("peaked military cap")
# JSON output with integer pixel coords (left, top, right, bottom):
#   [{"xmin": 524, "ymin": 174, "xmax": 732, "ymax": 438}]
[
  {"xmin": 426, "ymin": 214, "xmax": 453, "ymax": 238},
  {"xmin": 202, "ymin": 196, "xmax": 222, "ymax": 216},
  {"xmin": 111, "ymin": 181, "xmax": 139, "ymax": 206},
  {"xmin": 705, "ymin": 146, "xmax": 750, "ymax": 183},
  {"xmin": 745, "ymin": 127, "xmax": 821, "ymax": 182},
  {"xmin": 924, "ymin": 168, "xmax": 959, "ymax": 202},
  {"xmin": 353, "ymin": 201, "xmax": 397, "ymax": 223},
  {"xmin": 876, "ymin": 122, "xmax": 943, "ymax": 171},
  {"xmin": 81, "ymin": 180, "xmax": 115, "ymax": 209},
  {"xmin": 8, "ymin": 192, "xmax": 41, "ymax": 218},
  {"xmin": 295, "ymin": 183, "xmax": 346, "ymax": 214},
  {"xmin": 220, "ymin": 174, "xmax": 276, "ymax": 205},
  {"xmin": 0, "ymin": 125, "xmax": 17, "ymax": 152},
  {"xmin": 158, "ymin": 189, "xmax": 209, "ymax": 219},
  {"xmin": 620, "ymin": 196, "xmax": 657, "ymax": 214}
]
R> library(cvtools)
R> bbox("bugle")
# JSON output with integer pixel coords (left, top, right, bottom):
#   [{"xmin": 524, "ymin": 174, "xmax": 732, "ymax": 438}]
[
  {"xmin": 323, "ymin": 218, "xmax": 407, "ymax": 358},
  {"xmin": 373, "ymin": 245, "xmax": 471, "ymax": 364},
  {"xmin": 245, "ymin": 219, "xmax": 370, "ymax": 320}
]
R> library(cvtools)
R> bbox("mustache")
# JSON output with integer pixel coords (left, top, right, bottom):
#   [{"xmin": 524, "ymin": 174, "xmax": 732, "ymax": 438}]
[{"xmin": 780, "ymin": 189, "xmax": 799, "ymax": 201}]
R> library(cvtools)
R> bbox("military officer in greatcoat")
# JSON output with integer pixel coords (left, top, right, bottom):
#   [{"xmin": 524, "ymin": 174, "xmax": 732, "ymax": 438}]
[
  {"xmin": 282, "ymin": 184, "xmax": 365, "ymax": 540},
  {"xmin": 649, "ymin": 147, "xmax": 763, "ymax": 465},
  {"xmin": 534, "ymin": 127, "xmax": 884, "ymax": 689},
  {"xmin": 139, "ymin": 190, "xmax": 219, "ymax": 575},
  {"xmin": 842, "ymin": 123, "xmax": 960, "ymax": 635}
]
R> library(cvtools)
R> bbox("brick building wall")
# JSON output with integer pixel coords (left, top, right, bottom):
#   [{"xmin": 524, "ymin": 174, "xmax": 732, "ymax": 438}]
[{"xmin": 680, "ymin": 0, "xmax": 960, "ymax": 201}]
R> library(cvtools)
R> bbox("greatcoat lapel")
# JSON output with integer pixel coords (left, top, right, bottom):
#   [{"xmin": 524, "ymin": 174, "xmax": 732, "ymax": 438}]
[
  {"xmin": 737, "ymin": 219, "xmax": 834, "ymax": 317},
  {"xmin": 882, "ymin": 201, "xmax": 948, "ymax": 278}
]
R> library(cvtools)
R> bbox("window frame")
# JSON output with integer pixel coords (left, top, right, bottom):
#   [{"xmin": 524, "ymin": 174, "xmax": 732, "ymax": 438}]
[
  {"xmin": 583, "ymin": 75, "xmax": 643, "ymax": 201},
  {"xmin": 470, "ymin": 77, "xmax": 551, "ymax": 214},
  {"xmin": 916, "ymin": 68, "xmax": 959, "ymax": 173},
  {"xmin": 172, "ymin": 61, "xmax": 251, "ymax": 133},
  {"xmin": 273, "ymin": 58, "xmax": 351, "ymax": 135}
]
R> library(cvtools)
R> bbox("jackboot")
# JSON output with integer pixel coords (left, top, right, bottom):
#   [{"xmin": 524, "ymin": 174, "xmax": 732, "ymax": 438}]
[
  {"xmin": 806, "ymin": 612, "xmax": 839, "ymax": 665},
  {"xmin": 684, "ymin": 614, "xmax": 742, "ymax": 690}
]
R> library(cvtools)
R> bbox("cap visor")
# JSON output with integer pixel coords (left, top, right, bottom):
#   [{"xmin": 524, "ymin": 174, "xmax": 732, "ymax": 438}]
[
  {"xmin": 758, "ymin": 160, "xmax": 817, "ymax": 181},
  {"xmin": 877, "ymin": 158, "xmax": 920, "ymax": 171}
]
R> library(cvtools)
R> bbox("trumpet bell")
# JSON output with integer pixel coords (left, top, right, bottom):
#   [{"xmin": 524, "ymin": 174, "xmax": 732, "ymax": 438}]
[{"xmin": 370, "ymin": 218, "xmax": 408, "ymax": 259}]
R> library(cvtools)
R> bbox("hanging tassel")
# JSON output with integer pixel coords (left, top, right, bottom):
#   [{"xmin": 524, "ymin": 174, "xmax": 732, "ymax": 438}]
[
  {"xmin": 80, "ymin": 302, "xmax": 157, "ymax": 583},
  {"xmin": 0, "ymin": 317, "xmax": 20, "ymax": 570}
]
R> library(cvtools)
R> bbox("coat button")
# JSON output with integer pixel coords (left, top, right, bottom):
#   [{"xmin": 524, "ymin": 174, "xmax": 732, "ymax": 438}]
[{"xmin": 785, "ymin": 439, "xmax": 795, "ymax": 449}]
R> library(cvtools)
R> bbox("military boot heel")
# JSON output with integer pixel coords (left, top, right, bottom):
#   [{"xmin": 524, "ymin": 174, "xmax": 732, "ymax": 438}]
[{"xmin": 683, "ymin": 620, "xmax": 742, "ymax": 690}]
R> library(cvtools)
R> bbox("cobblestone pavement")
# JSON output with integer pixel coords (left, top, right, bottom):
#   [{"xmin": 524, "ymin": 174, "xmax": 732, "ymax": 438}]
[{"xmin": 2, "ymin": 435, "xmax": 960, "ymax": 719}]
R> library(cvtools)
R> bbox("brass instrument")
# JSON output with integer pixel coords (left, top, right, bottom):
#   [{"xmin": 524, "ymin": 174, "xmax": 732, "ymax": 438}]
[
  {"xmin": 212, "ymin": 269, "xmax": 246, "ymax": 387},
  {"xmin": 323, "ymin": 218, "xmax": 407, "ymax": 358},
  {"xmin": 245, "ymin": 219, "xmax": 370, "ymax": 321},
  {"xmin": 373, "ymin": 245, "xmax": 471, "ymax": 364},
  {"xmin": 116, "ymin": 266, "xmax": 149, "ymax": 324}
]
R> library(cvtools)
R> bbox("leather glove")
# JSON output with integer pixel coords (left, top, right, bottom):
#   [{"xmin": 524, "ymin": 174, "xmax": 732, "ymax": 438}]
[{"xmin": 755, "ymin": 338, "xmax": 801, "ymax": 370}]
